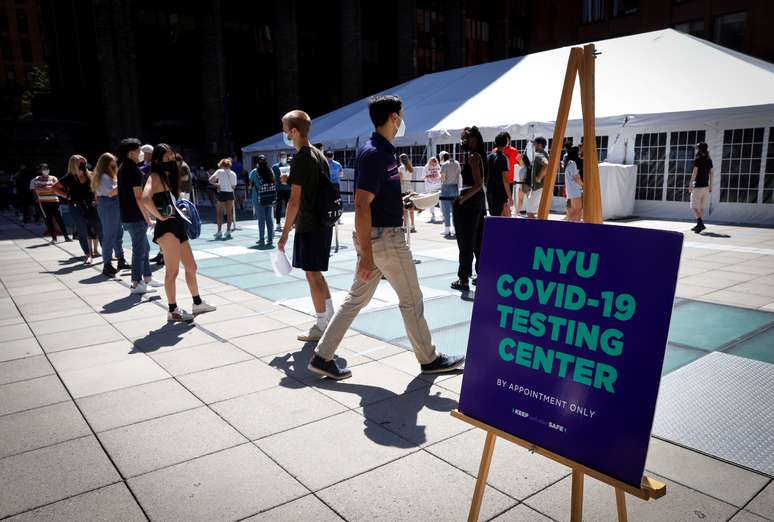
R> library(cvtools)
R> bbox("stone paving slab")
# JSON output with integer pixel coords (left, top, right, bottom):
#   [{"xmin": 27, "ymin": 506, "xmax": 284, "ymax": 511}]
[
  {"xmin": 0, "ymin": 374, "xmax": 70, "ymax": 416},
  {"xmin": 76, "ymin": 378, "xmax": 203, "ymax": 432},
  {"xmin": 127, "ymin": 443, "xmax": 308, "ymax": 522},
  {"xmin": 0, "ymin": 336, "xmax": 43, "ymax": 362},
  {"xmin": 58, "ymin": 356, "xmax": 171, "ymax": 398},
  {"xmin": 148, "ymin": 340, "xmax": 251, "ymax": 376},
  {"xmin": 0, "ymin": 436, "xmax": 120, "ymax": 519},
  {"xmin": 0, "ymin": 355, "xmax": 54, "ymax": 385},
  {"xmin": 0, "ymin": 401, "xmax": 91, "ymax": 459},
  {"xmin": 5, "ymin": 483, "xmax": 146, "ymax": 522},
  {"xmin": 746, "ymin": 481, "xmax": 774, "ymax": 519},
  {"xmin": 98, "ymin": 406, "xmax": 246, "ymax": 477},
  {"xmin": 243, "ymin": 494, "xmax": 342, "ymax": 521}
]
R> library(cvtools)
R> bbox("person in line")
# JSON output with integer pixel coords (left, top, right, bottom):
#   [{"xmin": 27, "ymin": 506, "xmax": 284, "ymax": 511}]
[
  {"xmin": 516, "ymin": 154, "xmax": 531, "ymax": 216},
  {"xmin": 689, "ymin": 142, "xmax": 713, "ymax": 233},
  {"xmin": 55, "ymin": 155, "xmax": 101, "ymax": 263},
  {"xmin": 309, "ymin": 95, "xmax": 465, "ymax": 379},
  {"xmin": 272, "ymin": 151, "xmax": 292, "ymax": 232},
  {"xmin": 209, "ymin": 158, "xmax": 237, "ymax": 239},
  {"xmin": 526, "ymin": 137, "xmax": 549, "ymax": 218},
  {"xmin": 324, "ymin": 150, "xmax": 344, "ymax": 224},
  {"xmin": 451, "ymin": 127, "xmax": 486, "ymax": 292},
  {"xmin": 32, "ymin": 163, "xmax": 71, "ymax": 244},
  {"xmin": 487, "ymin": 132, "xmax": 512, "ymax": 218},
  {"xmin": 423, "ymin": 156, "xmax": 442, "ymax": 222},
  {"xmin": 142, "ymin": 144, "xmax": 216, "ymax": 321},
  {"xmin": 277, "ymin": 110, "xmax": 335, "ymax": 342},
  {"xmin": 398, "ymin": 153, "xmax": 416, "ymax": 233},
  {"xmin": 501, "ymin": 133, "xmax": 522, "ymax": 215},
  {"xmin": 439, "ymin": 150, "xmax": 460, "ymax": 238},
  {"xmin": 93, "ymin": 152, "xmax": 129, "ymax": 275},
  {"xmin": 564, "ymin": 146, "xmax": 583, "ymax": 222},
  {"xmin": 117, "ymin": 138, "xmax": 163, "ymax": 295},
  {"xmin": 249, "ymin": 155, "xmax": 276, "ymax": 247},
  {"xmin": 139, "ymin": 144, "xmax": 154, "ymax": 177},
  {"xmin": 177, "ymin": 153, "xmax": 192, "ymax": 200}
]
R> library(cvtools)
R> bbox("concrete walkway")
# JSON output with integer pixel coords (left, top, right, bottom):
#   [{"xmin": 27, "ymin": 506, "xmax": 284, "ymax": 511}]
[{"xmin": 0, "ymin": 213, "xmax": 772, "ymax": 521}]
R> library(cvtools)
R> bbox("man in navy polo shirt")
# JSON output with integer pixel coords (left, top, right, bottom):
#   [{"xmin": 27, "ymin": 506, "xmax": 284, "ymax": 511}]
[{"xmin": 308, "ymin": 94, "xmax": 465, "ymax": 380}]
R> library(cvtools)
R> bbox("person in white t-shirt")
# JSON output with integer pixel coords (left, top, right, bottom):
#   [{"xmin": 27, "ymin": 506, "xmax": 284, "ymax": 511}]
[
  {"xmin": 209, "ymin": 158, "xmax": 237, "ymax": 239},
  {"xmin": 423, "ymin": 156, "xmax": 442, "ymax": 222}
]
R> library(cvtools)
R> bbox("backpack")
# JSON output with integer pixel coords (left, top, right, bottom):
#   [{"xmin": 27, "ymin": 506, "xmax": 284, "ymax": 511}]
[
  {"xmin": 258, "ymin": 179, "xmax": 277, "ymax": 207},
  {"xmin": 175, "ymin": 198, "xmax": 201, "ymax": 239},
  {"xmin": 315, "ymin": 155, "xmax": 342, "ymax": 228}
]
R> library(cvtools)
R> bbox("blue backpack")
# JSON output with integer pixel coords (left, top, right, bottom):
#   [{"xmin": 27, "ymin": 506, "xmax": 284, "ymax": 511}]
[{"xmin": 175, "ymin": 198, "xmax": 201, "ymax": 239}]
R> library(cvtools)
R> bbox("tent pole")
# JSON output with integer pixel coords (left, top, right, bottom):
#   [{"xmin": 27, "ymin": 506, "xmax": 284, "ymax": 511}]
[
  {"xmin": 538, "ymin": 47, "xmax": 582, "ymax": 219},
  {"xmin": 579, "ymin": 44, "xmax": 603, "ymax": 224}
]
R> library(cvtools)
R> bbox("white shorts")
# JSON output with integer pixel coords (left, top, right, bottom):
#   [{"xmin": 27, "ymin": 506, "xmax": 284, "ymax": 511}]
[
  {"xmin": 691, "ymin": 187, "xmax": 709, "ymax": 212},
  {"xmin": 526, "ymin": 188, "xmax": 543, "ymax": 214}
]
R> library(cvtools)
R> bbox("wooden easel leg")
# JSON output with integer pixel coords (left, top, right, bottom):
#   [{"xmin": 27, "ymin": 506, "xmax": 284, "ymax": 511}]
[
  {"xmin": 615, "ymin": 488, "xmax": 628, "ymax": 522},
  {"xmin": 570, "ymin": 469, "xmax": 585, "ymax": 522},
  {"xmin": 467, "ymin": 432, "xmax": 497, "ymax": 522}
]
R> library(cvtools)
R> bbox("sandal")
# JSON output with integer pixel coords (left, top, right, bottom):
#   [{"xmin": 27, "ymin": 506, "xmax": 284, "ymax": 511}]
[{"xmin": 450, "ymin": 279, "xmax": 470, "ymax": 292}]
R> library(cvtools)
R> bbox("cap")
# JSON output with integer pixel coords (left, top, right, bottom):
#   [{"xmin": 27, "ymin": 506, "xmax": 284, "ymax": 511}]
[
  {"xmin": 140, "ymin": 144, "xmax": 154, "ymax": 154},
  {"xmin": 439, "ymin": 150, "xmax": 449, "ymax": 156}
]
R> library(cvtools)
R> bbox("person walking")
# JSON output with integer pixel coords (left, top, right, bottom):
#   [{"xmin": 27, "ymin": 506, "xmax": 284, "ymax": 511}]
[
  {"xmin": 423, "ymin": 156, "xmax": 442, "ymax": 222},
  {"xmin": 55, "ymin": 155, "xmax": 101, "ymax": 263},
  {"xmin": 398, "ymin": 153, "xmax": 416, "ymax": 232},
  {"xmin": 93, "ymin": 153, "xmax": 129, "ymax": 275},
  {"xmin": 32, "ymin": 163, "xmax": 71, "ymax": 243},
  {"xmin": 142, "ymin": 144, "xmax": 216, "ymax": 321},
  {"xmin": 526, "ymin": 137, "xmax": 549, "ymax": 218},
  {"xmin": 439, "ymin": 150, "xmax": 461, "ymax": 238},
  {"xmin": 277, "ymin": 110, "xmax": 335, "ymax": 342},
  {"xmin": 516, "ymin": 154, "xmax": 531, "ymax": 216},
  {"xmin": 309, "ymin": 95, "xmax": 465, "ymax": 380},
  {"xmin": 272, "ymin": 152, "xmax": 292, "ymax": 232},
  {"xmin": 451, "ymin": 127, "xmax": 486, "ymax": 292},
  {"xmin": 249, "ymin": 155, "xmax": 276, "ymax": 247},
  {"xmin": 117, "ymin": 138, "xmax": 163, "ymax": 295},
  {"xmin": 689, "ymin": 142, "xmax": 714, "ymax": 233},
  {"xmin": 209, "ymin": 158, "xmax": 237, "ymax": 239},
  {"xmin": 564, "ymin": 146, "xmax": 583, "ymax": 222},
  {"xmin": 487, "ymin": 132, "xmax": 512, "ymax": 218}
]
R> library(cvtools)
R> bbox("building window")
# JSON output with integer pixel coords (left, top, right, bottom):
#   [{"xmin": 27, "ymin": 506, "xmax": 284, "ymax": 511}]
[
  {"xmin": 612, "ymin": 0, "xmax": 638, "ymax": 17},
  {"xmin": 416, "ymin": 1, "xmax": 447, "ymax": 75},
  {"xmin": 765, "ymin": 128, "xmax": 774, "ymax": 204},
  {"xmin": 667, "ymin": 130, "xmax": 706, "ymax": 202},
  {"xmin": 714, "ymin": 12, "xmax": 746, "ymax": 52},
  {"xmin": 634, "ymin": 133, "xmax": 667, "ymax": 200},
  {"xmin": 581, "ymin": 135, "xmax": 609, "ymax": 162},
  {"xmin": 15, "ymin": 10, "xmax": 28, "ymax": 33},
  {"xmin": 20, "ymin": 39, "xmax": 32, "ymax": 62},
  {"xmin": 512, "ymin": 139, "xmax": 529, "ymax": 155},
  {"xmin": 332, "ymin": 149, "xmax": 357, "ymax": 169},
  {"xmin": 582, "ymin": 0, "xmax": 606, "ymax": 24},
  {"xmin": 720, "ymin": 127, "xmax": 763, "ymax": 203},
  {"xmin": 674, "ymin": 19, "xmax": 704, "ymax": 38},
  {"xmin": 0, "ymin": 11, "xmax": 8, "ymax": 32},
  {"xmin": 6, "ymin": 68, "xmax": 15, "ymax": 81},
  {"xmin": 1, "ymin": 38, "xmax": 12, "ymax": 61},
  {"xmin": 464, "ymin": 0, "xmax": 490, "ymax": 66}
]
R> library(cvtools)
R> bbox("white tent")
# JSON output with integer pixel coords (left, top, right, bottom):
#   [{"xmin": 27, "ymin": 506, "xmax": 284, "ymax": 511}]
[{"xmin": 242, "ymin": 29, "xmax": 774, "ymax": 224}]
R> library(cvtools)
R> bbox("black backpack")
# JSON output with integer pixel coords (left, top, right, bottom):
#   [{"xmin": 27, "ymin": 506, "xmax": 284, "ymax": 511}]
[{"xmin": 315, "ymin": 154, "xmax": 342, "ymax": 228}]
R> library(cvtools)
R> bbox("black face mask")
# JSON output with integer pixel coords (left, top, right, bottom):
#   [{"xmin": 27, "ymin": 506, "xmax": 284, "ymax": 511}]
[{"xmin": 162, "ymin": 160, "xmax": 178, "ymax": 176}]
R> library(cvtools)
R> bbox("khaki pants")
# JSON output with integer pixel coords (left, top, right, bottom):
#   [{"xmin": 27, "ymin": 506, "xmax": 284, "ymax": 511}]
[{"xmin": 315, "ymin": 228, "xmax": 438, "ymax": 365}]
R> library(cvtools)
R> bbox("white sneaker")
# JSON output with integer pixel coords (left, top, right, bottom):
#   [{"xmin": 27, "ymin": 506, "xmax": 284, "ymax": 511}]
[
  {"xmin": 297, "ymin": 324, "xmax": 324, "ymax": 342},
  {"xmin": 168, "ymin": 308, "xmax": 194, "ymax": 322},
  {"xmin": 130, "ymin": 282, "xmax": 157, "ymax": 295},
  {"xmin": 225, "ymin": 232, "xmax": 232, "ymax": 239},
  {"xmin": 84, "ymin": 256, "xmax": 92, "ymax": 265},
  {"xmin": 145, "ymin": 278, "xmax": 164, "ymax": 288},
  {"xmin": 192, "ymin": 302, "xmax": 217, "ymax": 315},
  {"xmin": 214, "ymin": 231, "xmax": 222, "ymax": 239}
]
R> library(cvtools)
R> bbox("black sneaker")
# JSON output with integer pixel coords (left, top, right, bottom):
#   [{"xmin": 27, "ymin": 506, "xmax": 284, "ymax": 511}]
[
  {"xmin": 116, "ymin": 258, "xmax": 131, "ymax": 270},
  {"xmin": 102, "ymin": 264, "xmax": 118, "ymax": 276},
  {"xmin": 421, "ymin": 354, "xmax": 465, "ymax": 375},
  {"xmin": 151, "ymin": 253, "xmax": 164, "ymax": 264},
  {"xmin": 694, "ymin": 223, "xmax": 706, "ymax": 234},
  {"xmin": 307, "ymin": 355, "xmax": 352, "ymax": 380}
]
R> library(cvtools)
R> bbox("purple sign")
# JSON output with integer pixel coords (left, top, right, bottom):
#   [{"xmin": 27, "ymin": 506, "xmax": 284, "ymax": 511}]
[{"xmin": 459, "ymin": 218, "xmax": 683, "ymax": 487}]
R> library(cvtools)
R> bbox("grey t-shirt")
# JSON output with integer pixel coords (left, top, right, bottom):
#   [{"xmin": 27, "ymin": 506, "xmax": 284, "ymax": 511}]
[
  {"xmin": 441, "ymin": 160, "xmax": 461, "ymax": 186},
  {"xmin": 532, "ymin": 151, "xmax": 549, "ymax": 191},
  {"xmin": 96, "ymin": 173, "xmax": 115, "ymax": 197}
]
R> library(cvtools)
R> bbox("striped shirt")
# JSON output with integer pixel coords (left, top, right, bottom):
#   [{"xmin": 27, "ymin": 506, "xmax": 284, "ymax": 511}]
[{"xmin": 31, "ymin": 175, "xmax": 59, "ymax": 203}]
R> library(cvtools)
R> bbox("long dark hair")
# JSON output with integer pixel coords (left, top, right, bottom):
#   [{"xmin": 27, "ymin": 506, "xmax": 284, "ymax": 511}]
[
  {"xmin": 566, "ymin": 146, "xmax": 579, "ymax": 164},
  {"xmin": 463, "ymin": 126, "xmax": 487, "ymax": 181},
  {"xmin": 695, "ymin": 142, "xmax": 710, "ymax": 160},
  {"xmin": 257, "ymin": 157, "xmax": 274, "ymax": 184},
  {"xmin": 151, "ymin": 143, "xmax": 179, "ymax": 196}
]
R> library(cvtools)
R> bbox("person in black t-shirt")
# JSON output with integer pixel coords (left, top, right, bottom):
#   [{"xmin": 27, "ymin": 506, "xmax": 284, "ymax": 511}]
[
  {"xmin": 487, "ymin": 132, "xmax": 511, "ymax": 217},
  {"xmin": 277, "ymin": 110, "xmax": 334, "ymax": 343},
  {"xmin": 54, "ymin": 155, "xmax": 102, "ymax": 263},
  {"xmin": 689, "ymin": 142, "xmax": 714, "ymax": 233}
]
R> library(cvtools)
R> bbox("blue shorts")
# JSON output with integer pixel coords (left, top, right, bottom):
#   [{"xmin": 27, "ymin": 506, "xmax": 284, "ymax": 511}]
[{"xmin": 292, "ymin": 228, "xmax": 333, "ymax": 272}]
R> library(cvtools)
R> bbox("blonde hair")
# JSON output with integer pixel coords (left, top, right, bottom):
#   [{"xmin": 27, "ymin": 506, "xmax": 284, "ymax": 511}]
[
  {"xmin": 399, "ymin": 153, "xmax": 413, "ymax": 173},
  {"xmin": 67, "ymin": 155, "xmax": 87, "ymax": 177},
  {"xmin": 91, "ymin": 152, "xmax": 117, "ymax": 193},
  {"xmin": 217, "ymin": 158, "xmax": 232, "ymax": 169}
]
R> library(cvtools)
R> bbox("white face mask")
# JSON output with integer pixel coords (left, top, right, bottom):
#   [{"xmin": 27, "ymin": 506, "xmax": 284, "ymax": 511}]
[
  {"xmin": 282, "ymin": 131, "xmax": 294, "ymax": 148},
  {"xmin": 280, "ymin": 157, "xmax": 287, "ymax": 166},
  {"xmin": 395, "ymin": 116, "xmax": 406, "ymax": 138}
]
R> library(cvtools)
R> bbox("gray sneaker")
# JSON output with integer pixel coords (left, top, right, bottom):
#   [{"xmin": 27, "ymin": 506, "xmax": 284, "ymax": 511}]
[{"xmin": 297, "ymin": 324, "xmax": 324, "ymax": 342}]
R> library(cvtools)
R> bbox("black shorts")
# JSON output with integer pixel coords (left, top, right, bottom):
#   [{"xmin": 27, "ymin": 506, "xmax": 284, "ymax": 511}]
[
  {"xmin": 153, "ymin": 216, "xmax": 188, "ymax": 245},
  {"xmin": 292, "ymin": 228, "xmax": 333, "ymax": 272},
  {"xmin": 216, "ymin": 191, "xmax": 235, "ymax": 202}
]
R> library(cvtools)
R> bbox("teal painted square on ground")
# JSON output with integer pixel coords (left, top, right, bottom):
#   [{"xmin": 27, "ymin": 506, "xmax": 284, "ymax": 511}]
[
  {"xmin": 668, "ymin": 301, "xmax": 774, "ymax": 351},
  {"xmin": 725, "ymin": 327, "xmax": 774, "ymax": 364}
]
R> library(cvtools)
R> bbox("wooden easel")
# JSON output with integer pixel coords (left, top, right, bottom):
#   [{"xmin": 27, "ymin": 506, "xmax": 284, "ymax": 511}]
[
  {"xmin": 538, "ymin": 44, "xmax": 603, "ymax": 224},
  {"xmin": 452, "ymin": 411, "xmax": 665, "ymax": 521}
]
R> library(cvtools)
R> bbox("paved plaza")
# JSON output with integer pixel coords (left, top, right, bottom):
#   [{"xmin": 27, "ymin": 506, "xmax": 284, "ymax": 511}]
[{"xmin": 0, "ymin": 211, "xmax": 772, "ymax": 521}]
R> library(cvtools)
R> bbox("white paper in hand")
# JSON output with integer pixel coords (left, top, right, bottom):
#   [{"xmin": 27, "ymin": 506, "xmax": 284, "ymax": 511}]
[{"xmin": 270, "ymin": 250, "xmax": 292, "ymax": 277}]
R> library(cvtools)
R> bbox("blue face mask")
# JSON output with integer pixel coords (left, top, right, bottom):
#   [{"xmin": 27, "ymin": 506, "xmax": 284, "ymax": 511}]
[{"xmin": 282, "ymin": 131, "xmax": 293, "ymax": 148}]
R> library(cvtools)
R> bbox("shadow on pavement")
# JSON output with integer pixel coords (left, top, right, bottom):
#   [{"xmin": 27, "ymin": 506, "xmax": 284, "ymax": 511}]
[{"xmin": 131, "ymin": 321, "xmax": 196, "ymax": 353}]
